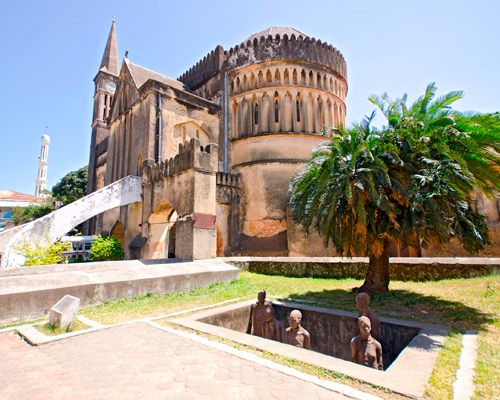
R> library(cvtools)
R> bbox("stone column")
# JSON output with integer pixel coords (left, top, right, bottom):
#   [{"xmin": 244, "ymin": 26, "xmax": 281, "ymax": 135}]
[
  {"xmin": 292, "ymin": 92, "xmax": 298, "ymax": 133},
  {"xmin": 269, "ymin": 95, "xmax": 274, "ymax": 133},
  {"xmin": 304, "ymin": 94, "xmax": 311, "ymax": 133},
  {"xmin": 257, "ymin": 95, "xmax": 263, "ymax": 134}
]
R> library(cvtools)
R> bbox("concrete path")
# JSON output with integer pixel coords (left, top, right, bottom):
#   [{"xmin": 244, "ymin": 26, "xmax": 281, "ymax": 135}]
[
  {"xmin": 0, "ymin": 322, "xmax": 373, "ymax": 400},
  {"xmin": 453, "ymin": 331, "xmax": 478, "ymax": 400}
]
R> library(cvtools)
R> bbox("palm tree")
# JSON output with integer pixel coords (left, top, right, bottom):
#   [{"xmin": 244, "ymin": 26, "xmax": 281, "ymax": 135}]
[{"xmin": 290, "ymin": 84, "xmax": 500, "ymax": 295}]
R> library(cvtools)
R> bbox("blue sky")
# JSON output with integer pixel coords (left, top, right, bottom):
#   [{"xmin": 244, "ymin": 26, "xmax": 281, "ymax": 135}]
[{"xmin": 1, "ymin": 0, "xmax": 498, "ymax": 195}]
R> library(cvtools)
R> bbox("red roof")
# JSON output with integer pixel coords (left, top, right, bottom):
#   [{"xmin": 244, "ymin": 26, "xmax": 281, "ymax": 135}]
[{"xmin": 0, "ymin": 191, "xmax": 43, "ymax": 202}]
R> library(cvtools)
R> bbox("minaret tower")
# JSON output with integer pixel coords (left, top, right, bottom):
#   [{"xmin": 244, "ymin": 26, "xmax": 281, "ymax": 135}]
[
  {"xmin": 35, "ymin": 133, "xmax": 50, "ymax": 197},
  {"xmin": 85, "ymin": 19, "xmax": 120, "ymax": 234}
]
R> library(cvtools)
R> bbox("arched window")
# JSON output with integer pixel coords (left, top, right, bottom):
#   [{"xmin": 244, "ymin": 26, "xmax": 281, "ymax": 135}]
[
  {"xmin": 296, "ymin": 100, "xmax": 301, "ymax": 122},
  {"xmin": 258, "ymin": 71, "xmax": 264, "ymax": 87},
  {"xmin": 254, "ymin": 103, "xmax": 259, "ymax": 125},
  {"xmin": 274, "ymin": 100, "xmax": 279, "ymax": 123},
  {"xmin": 103, "ymin": 95, "xmax": 108, "ymax": 119},
  {"xmin": 266, "ymin": 70, "xmax": 272, "ymax": 85}
]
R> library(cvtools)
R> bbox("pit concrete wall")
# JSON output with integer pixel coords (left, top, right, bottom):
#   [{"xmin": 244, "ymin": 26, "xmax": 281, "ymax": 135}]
[{"xmin": 199, "ymin": 301, "xmax": 420, "ymax": 368}]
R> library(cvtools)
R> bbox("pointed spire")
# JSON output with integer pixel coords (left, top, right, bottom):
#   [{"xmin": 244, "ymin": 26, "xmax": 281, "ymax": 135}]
[{"xmin": 99, "ymin": 20, "xmax": 119, "ymax": 76}]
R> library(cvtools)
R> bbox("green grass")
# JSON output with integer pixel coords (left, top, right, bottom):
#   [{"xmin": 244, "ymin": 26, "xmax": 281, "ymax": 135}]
[
  {"xmin": 34, "ymin": 320, "xmax": 91, "ymax": 336},
  {"xmin": 0, "ymin": 317, "xmax": 47, "ymax": 330},
  {"xmin": 74, "ymin": 272, "xmax": 500, "ymax": 399}
]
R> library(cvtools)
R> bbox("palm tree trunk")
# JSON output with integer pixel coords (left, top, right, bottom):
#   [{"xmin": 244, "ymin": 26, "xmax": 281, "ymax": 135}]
[{"xmin": 356, "ymin": 239, "xmax": 390, "ymax": 295}]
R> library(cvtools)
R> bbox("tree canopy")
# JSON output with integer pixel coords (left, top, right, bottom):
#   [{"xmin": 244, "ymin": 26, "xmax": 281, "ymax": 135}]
[
  {"xmin": 52, "ymin": 166, "xmax": 87, "ymax": 205},
  {"xmin": 290, "ymin": 83, "xmax": 500, "ymax": 295}
]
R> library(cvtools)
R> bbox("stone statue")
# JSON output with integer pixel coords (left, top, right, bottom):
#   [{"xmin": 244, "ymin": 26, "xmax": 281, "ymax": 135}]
[
  {"xmin": 355, "ymin": 292, "xmax": 381, "ymax": 341},
  {"xmin": 285, "ymin": 310, "xmax": 311, "ymax": 350},
  {"xmin": 251, "ymin": 290, "xmax": 271, "ymax": 337},
  {"xmin": 262, "ymin": 306, "xmax": 282, "ymax": 342},
  {"xmin": 351, "ymin": 316, "xmax": 383, "ymax": 370}
]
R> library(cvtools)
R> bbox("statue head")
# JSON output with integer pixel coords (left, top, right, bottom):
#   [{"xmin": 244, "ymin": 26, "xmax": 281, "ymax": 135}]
[
  {"xmin": 257, "ymin": 290, "xmax": 266, "ymax": 305},
  {"xmin": 355, "ymin": 292, "xmax": 370, "ymax": 312},
  {"xmin": 288, "ymin": 310, "xmax": 302, "ymax": 330},
  {"xmin": 358, "ymin": 316, "xmax": 371, "ymax": 339},
  {"xmin": 264, "ymin": 306, "xmax": 275, "ymax": 322}
]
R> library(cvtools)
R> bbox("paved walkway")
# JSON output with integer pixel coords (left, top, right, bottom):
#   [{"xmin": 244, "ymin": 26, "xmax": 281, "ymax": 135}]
[{"xmin": 0, "ymin": 322, "xmax": 366, "ymax": 400}]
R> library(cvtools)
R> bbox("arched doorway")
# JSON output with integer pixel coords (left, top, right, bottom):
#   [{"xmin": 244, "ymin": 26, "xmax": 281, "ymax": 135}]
[
  {"xmin": 216, "ymin": 224, "xmax": 223, "ymax": 257},
  {"xmin": 110, "ymin": 221, "xmax": 125, "ymax": 248},
  {"xmin": 148, "ymin": 201, "xmax": 177, "ymax": 259},
  {"xmin": 168, "ymin": 223, "xmax": 176, "ymax": 258}
]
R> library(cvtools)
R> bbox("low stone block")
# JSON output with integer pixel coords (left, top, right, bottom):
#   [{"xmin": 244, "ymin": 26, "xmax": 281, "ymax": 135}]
[{"xmin": 49, "ymin": 295, "xmax": 80, "ymax": 329}]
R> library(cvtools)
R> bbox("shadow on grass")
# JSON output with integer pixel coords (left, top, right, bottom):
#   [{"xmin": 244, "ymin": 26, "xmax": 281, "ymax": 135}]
[{"xmin": 283, "ymin": 287, "xmax": 496, "ymax": 333}]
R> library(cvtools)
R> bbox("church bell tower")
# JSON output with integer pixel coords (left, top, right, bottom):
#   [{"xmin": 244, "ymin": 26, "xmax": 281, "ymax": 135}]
[{"xmin": 85, "ymin": 20, "xmax": 120, "ymax": 234}]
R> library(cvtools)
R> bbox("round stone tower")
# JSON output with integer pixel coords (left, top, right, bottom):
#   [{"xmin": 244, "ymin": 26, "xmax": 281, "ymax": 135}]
[{"xmin": 226, "ymin": 28, "xmax": 347, "ymax": 255}]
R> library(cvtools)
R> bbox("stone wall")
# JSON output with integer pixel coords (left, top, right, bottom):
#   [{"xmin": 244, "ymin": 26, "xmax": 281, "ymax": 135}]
[{"xmin": 227, "ymin": 257, "xmax": 500, "ymax": 281}]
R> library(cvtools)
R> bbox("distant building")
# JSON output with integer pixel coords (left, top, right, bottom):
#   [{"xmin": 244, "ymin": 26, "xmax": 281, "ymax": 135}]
[
  {"xmin": 35, "ymin": 134, "xmax": 50, "ymax": 197},
  {"xmin": 0, "ymin": 191, "xmax": 42, "ymax": 231}
]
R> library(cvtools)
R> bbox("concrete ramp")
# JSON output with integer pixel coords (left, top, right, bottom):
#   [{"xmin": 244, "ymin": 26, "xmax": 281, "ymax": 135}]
[
  {"xmin": 0, "ymin": 176, "xmax": 142, "ymax": 268},
  {"xmin": 0, "ymin": 258, "xmax": 240, "ymax": 324}
]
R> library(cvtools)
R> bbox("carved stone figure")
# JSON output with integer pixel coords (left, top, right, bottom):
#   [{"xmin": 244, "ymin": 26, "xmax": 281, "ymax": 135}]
[
  {"xmin": 355, "ymin": 292, "xmax": 382, "ymax": 341},
  {"xmin": 262, "ymin": 306, "xmax": 282, "ymax": 342},
  {"xmin": 351, "ymin": 316, "xmax": 383, "ymax": 370},
  {"xmin": 251, "ymin": 290, "xmax": 271, "ymax": 337},
  {"xmin": 285, "ymin": 310, "xmax": 311, "ymax": 350}
]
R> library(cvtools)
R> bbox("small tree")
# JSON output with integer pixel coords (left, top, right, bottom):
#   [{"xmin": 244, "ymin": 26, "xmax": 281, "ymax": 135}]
[
  {"xmin": 88, "ymin": 235, "xmax": 125, "ymax": 261},
  {"xmin": 290, "ymin": 83, "xmax": 500, "ymax": 295},
  {"xmin": 13, "ymin": 237, "xmax": 70, "ymax": 266},
  {"xmin": 52, "ymin": 166, "xmax": 87, "ymax": 205}
]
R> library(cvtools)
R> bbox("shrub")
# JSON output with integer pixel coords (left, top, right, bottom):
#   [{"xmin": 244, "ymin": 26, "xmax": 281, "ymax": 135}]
[
  {"xmin": 11, "ymin": 202, "xmax": 56, "ymax": 225},
  {"xmin": 13, "ymin": 237, "xmax": 70, "ymax": 266},
  {"xmin": 89, "ymin": 235, "xmax": 125, "ymax": 261}
]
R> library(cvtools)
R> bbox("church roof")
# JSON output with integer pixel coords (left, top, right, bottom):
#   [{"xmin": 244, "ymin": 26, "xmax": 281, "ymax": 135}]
[
  {"xmin": 0, "ymin": 191, "xmax": 42, "ymax": 202},
  {"xmin": 244, "ymin": 27, "xmax": 309, "ymax": 43},
  {"xmin": 99, "ymin": 21, "xmax": 120, "ymax": 76},
  {"xmin": 125, "ymin": 59, "xmax": 192, "ymax": 93}
]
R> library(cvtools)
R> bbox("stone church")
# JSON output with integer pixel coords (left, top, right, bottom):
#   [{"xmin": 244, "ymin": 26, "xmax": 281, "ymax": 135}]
[
  {"xmin": 85, "ymin": 22, "xmax": 348, "ymax": 260},
  {"xmin": 86, "ymin": 23, "xmax": 500, "ymax": 260}
]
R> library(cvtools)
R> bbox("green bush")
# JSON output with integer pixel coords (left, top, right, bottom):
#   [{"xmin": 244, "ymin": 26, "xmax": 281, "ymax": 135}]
[
  {"xmin": 13, "ymin": 237, "xmax": 70, "ymax": 266},
  {"xmin": 11, "ymin": 202, "xmax": 56, "ymax": 225},
  {"xmin": 89, "ymin": 235, "xmax": 125, "ymax": 261}
]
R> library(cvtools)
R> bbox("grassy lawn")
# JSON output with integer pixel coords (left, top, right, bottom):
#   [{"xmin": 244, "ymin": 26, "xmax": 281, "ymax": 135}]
[
  {"xmin": 75, "ymin": 271, "xmax": 499, "ymax": 399},
  {"xmin": 34, "ymin": 320, "xmax": 91, "ymax": 336}
]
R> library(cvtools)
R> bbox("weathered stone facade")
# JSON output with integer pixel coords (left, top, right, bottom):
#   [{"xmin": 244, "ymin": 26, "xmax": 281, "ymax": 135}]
[
  {"xmin": 85, "ymin": 25, "xmax": 348, "ymax": 260},
  {"xmin": 86, "ymin": 24, "xmax": 500, "ymax": 260}
]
